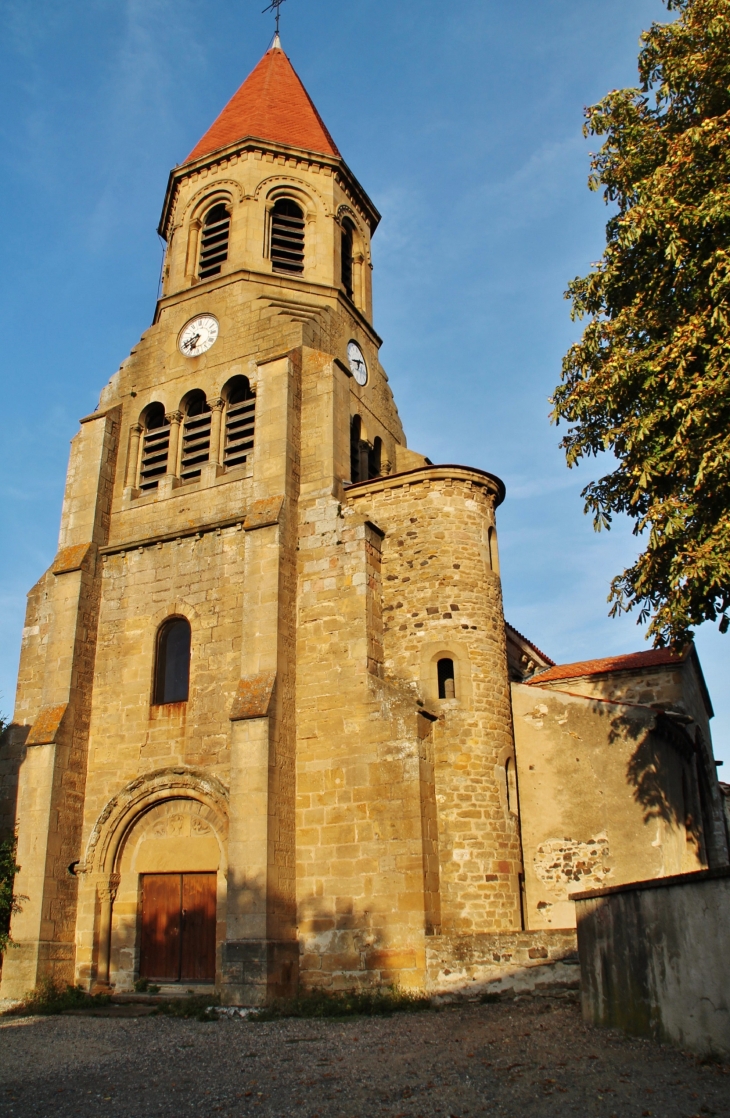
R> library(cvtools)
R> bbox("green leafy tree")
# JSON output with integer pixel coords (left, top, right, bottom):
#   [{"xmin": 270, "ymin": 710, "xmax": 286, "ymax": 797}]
[
  {"xmin": 552, "ymin": 0, "xmax": 730, "ymax": 645},
  {"xmin": 0, "ymin": 835, "xmax": 20, "ymax": 956},
  {"xmin": 0, "ymin": 712, "xmax": 22, "ymax": 956}
]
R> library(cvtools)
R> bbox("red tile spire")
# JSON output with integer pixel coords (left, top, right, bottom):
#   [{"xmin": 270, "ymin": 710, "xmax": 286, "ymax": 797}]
[{"xmin": 185, "ymin": 41, "xmax": 340, "ymax": 164}]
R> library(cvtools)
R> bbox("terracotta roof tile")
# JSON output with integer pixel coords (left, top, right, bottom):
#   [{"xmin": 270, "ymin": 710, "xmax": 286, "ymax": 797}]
[
  {"xmin": 185, "ymin": 46, "xmax": 340, "ymax": 164},
  {"xmin": 528, "ymin": 646, "xmax": 689, "ymax": 685}
]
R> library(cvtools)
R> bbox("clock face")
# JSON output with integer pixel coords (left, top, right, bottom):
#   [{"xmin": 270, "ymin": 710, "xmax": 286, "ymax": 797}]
[
  {"xmin": 179, "ymin": 314, "xmax": 219, "ymax": 358},
  {"xmin": 347, "ymin": 341, "xmax": 368, "ymax": 386}
]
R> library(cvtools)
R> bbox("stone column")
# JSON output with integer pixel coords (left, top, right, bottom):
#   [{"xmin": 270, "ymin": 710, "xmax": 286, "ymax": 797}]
[
  {"xmin": 353, "ymin": 251, "xmax": 365, "ymax": 310},
  {"xmin": 208, "ymin": 398, "xmax": 225, "ymax": 466},
  {"xmin": 201, "ymin": 398, "xmax": 225, "ymax": 486},
  {"xmin": 166, "ymin": 411, "xmax": 182, "ymax": 477},
  {"xmin": 124, "ymin": 424, "xmax": 142, "ymax": 492},
  {"xmin": 96, "ymin": 873, "xmax": 121, "ymax": 988},
  {"xmin": 159, "ymin": 412, "xmax": 182, "ymax": 498}
]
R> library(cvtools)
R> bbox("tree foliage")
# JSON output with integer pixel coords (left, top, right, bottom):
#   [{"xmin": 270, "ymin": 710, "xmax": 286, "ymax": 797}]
[
  {"xmin": 0, "ymin": 835, "xmax": 20, "ymax": 956},
  {"xmin": 552, "ymin": 0, "xmax": 730, "ymax": 645},
  {"xmin": 0, "ymin": 713, "xmax": 21, "ymax": 956}
]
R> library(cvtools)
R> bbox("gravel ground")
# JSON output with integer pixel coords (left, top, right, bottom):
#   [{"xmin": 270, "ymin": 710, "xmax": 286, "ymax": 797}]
[{"xmin": 0, "ymin": 997, "xmax": 728, "ymax": 1118}]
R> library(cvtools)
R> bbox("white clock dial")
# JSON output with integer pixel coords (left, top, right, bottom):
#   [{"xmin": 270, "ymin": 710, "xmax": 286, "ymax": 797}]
[
  {"xmin": 347, "ymin": 341, "xmax": 368, "ymax": 386},
  {"xmin": 179, "ymin": 314, "xmax": 219, "ymax": 357}
]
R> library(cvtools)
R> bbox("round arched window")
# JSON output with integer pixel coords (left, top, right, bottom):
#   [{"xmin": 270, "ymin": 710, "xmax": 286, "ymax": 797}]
[{"xmin": 154, "ymin": 617, "xmax": 191, "ymax": 704}]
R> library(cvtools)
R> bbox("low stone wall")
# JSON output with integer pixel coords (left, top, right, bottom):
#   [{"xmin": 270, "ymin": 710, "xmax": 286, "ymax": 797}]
[
  {"xmin": 575, "ymin": 868, "xmax": 730, "ymax": 1058},
  {"xmin": 425, "ymin": 930, "xmax": 579, "ymax": 998}
]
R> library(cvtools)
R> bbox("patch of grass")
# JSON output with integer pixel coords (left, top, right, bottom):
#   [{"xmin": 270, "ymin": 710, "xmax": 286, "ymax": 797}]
[
  {"xmin": 11, "ymin": 979, "xmax": 112, "ymax": 1016},
  {"xmin": 253, "ymin": 986, "xmax": 433, "ymax": 1021},
  {"xmin": 153, "ymin": 994, "xmax": 220, "ymax": 1022},
  {"xmin": 134, "ymin": 978, "xmax": 161, "ymax": 994}
]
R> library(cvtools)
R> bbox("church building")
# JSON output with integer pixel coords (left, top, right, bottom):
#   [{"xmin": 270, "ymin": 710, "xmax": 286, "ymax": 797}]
[{"xmin": 1, "ymin": 40, "xmax": 727, "ymax": 1004}]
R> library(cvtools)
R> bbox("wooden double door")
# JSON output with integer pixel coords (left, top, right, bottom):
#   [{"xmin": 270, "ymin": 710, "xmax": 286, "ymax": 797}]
[{"xmin": 139, "ymin": 873, "xmax": 216, "ymax": 983}]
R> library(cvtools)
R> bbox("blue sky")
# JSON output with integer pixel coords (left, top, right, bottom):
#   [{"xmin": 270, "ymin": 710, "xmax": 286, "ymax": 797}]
[{"xmin": 1, "ymin": 0, "xmax": 727, "ymax": 764}]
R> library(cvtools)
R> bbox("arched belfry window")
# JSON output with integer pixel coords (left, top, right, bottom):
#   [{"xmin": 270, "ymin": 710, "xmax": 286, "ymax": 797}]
[
  {"xmin": 271, "ymin": 199, "xmax": 305, "ymax": 274},
  {"xmin": 341, "ymin": 217, "xmax": 355, "ymax": 298},
  {"xmin": 180, "ymin": 391, "xmax": 211, "ymax": 481},
  {"xmin": 437, "ymin": 658, "xmax": 456, "ymax": 700},
  {"xmin": 154, "ymin": 617, "xmax": 191, "ymax": 705},
  {"xmin": 139, "ymin": 404, "xmax": 170, "ymax": 491},
  {"xmin": 223, "ymin": 377, "xmax": 256, "ymax": 468},
  {"xmin": 199, "ymin": 203, "xmax": 230, "ymax": 280}
]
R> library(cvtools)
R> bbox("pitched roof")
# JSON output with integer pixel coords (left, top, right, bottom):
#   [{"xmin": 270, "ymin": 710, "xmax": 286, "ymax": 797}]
[
  {"xmin": 528, "ymin": 646, "xmax": 689, "ymax": 686},
  {"xmin": 185, "ymin": 44, "xmax": 340, "ymax": 164}
]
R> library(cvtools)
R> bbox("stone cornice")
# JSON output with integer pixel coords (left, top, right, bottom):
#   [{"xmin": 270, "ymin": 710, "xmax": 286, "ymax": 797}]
[
  {"xmin": 345, "ymin": 464, "xmax": 507, "ymax": 508},
  {"xmin": 158, "ymin": 136, "xmax": 380, "ymax": 241},
  {"xmin": 101, "ymin": 497, "xmax": 284, "ymax": 557},
  {"xmin": 153, "ymin": 269, "xmax": 383, "ymax": 348}
]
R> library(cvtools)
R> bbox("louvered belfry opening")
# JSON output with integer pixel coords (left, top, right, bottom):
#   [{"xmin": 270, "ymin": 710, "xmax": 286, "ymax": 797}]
[
  {"xmin": 181, "ymin": 392, "xmax": 211, "ymax": 480},
  {"xmin": 341, "ymin": 218, "xmax": 354, "ymax": 298},
  {"xmin": 224, "ymin": 378, "xmax": 256, "ymax": 468},
  {"xmin": 140, "ymin": 404, "xmax": 170, "ymax": 491},
  {"xmin": 271, "ymin": 198, "xmax": 305, "ymax": 274},
  {"xmin": 198, "ymin": 203, "xmax": 230, "ymax": 280}
]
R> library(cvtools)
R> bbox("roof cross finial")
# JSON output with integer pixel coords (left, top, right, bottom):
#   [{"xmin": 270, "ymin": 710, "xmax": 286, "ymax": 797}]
[{"xmin": 262, "ymin": 0, "xmax": 287, "ymax": 39}]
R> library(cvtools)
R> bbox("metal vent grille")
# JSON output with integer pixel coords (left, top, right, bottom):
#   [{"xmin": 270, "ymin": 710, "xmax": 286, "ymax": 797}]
[
  {"xmin": 271, "ymin": 199, "xmax": 304, "ymax": 274},
  {"xmin": 199, "ymin": 204, "xmax": 230, "ymax": 280}
]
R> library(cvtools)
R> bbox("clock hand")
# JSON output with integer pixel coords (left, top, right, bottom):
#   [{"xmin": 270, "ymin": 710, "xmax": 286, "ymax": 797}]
[{"xmin": 184, "ymin": 333, "xmax": 201, "ymax": 351}]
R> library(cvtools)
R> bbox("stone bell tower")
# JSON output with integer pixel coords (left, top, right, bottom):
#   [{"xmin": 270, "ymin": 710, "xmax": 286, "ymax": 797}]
[{"xmin": 1, "ymin": 39, "xmax": 521, "ymax": 1005}]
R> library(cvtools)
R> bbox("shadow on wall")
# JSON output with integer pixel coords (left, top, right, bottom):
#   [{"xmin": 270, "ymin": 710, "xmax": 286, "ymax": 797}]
[{"xmin": 601, "ymin": 704, "xmax": 708, "ymax": 851}]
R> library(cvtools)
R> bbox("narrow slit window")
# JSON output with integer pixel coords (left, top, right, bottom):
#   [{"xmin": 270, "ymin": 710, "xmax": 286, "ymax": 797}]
[
  {"xmin": 180, "ymin": 392, "xmax": 211, "ymax": 481},
  {"xmin": 437, "ymin": 658, "xmax": 455, "ymax": 700},
  {"xmin": 488, "ymin": 526, "xmax": 499, "ymax": 573},
  {"xmin": 224, "ymin": 379, "xmax": 256, "ymax": 468},
  {"xmin": 199, "ymin": 203, "xmax": 230, "ymax": 280},
  {"xmin": 154, "ymin": 617, "xmax": 191, "ymax": 705},
  {"xmin": 271, "ymin": 199, "xmax": 305, "ymax": 274},
  {"xmin": 139, "ymin": 404, "xmax": 170, "ymax": 491},
  {"xmin": 341, "ymin": 218, "xmax": 354, "ymax": 297}
]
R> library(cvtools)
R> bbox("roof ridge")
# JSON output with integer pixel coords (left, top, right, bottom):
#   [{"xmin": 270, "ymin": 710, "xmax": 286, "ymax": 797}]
[{"xmin": 527, "ymin": 645, "xmax": 690, "ymax": 685}]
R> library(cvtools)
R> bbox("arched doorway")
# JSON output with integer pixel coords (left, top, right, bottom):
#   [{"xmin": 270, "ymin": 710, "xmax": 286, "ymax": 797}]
[{"xmin": 108, "ymin": 796, "xmax": 226, "ymax": 990}]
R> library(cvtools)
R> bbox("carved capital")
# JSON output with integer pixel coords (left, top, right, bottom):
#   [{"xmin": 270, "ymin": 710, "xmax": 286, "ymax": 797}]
[
  {"xmin": 165, "ymin": 411, "xmax": 183, "ymax": 427},
  {"xmin": 98, "ymin": 872, "xmax": 121, "ymax": 903},
  {"xmin": 207, "ymin": 397, "xmax": 225, "ymax": 413}
]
